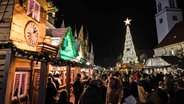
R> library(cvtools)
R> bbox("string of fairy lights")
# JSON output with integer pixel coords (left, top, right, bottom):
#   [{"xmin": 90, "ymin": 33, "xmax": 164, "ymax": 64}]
[{"xmin": 0, "ymin": 42, "xmax": 86, "ymax": 67}]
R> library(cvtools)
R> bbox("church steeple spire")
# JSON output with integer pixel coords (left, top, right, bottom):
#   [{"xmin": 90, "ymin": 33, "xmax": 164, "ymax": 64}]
[
  {"xmin": 74, "ymin": 25, "xmax": 78, "ymax": 39},
  {"xmin": 78, "ymin": 25, "xmax": 84, "ymax": 41},
  {"xmin": 61, "ymin": 19, "xmax": 65, "ymax": 28},
  {"xmin": 89, "ymin": 42, "xmax": 94, "ymax": 66},
  {"xmin": 122, "ymin": 18, "xmax": 138, "ymax": 64}
]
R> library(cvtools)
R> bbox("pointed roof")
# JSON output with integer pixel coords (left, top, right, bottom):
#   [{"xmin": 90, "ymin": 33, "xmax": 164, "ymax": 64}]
[
  {"xmin": 59, "ymin": 27, "xmax": 77, "ymax": 60},
  {"xmin": 74, "ymin": 25, "xmax": 78, "ymax": 39},
  {"xmin": 78, "ymin": 43, "xmax": 85, "ymax": 59},
  {"xmin": 78, "ymin": 25, "xmax": 84, "ymax": 41},
  {"xmin": 90, "ymin": 42, "xmax": 94, "ymax": 55},
  {"xmin": 161, "ymin": 56, "xmax": 180, "ymax": 66},
  {"xmin": 89, "ymin": 42, "xmax": 94, "ymax": 65},
  {"xmin": 144, "ymin": 56, "xmax": 184, "ymax": 69},
  {"xmin": 85, "ymin": 32, "xmax": 89, "ymax": 46},
  {"xmin": 84, "ymin": 32, "xmax": 89, "ymax": 59},
  {"xmin": 155, "ymin": 21, "xmax": 184, "ymax": 48},
  {"xmin": 61, "ymin": 19, "xmax": 65, "ymax": 28}
]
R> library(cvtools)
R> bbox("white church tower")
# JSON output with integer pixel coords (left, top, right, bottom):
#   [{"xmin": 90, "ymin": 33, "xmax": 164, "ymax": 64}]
[
  {"xmin": 155, "ymin": 0, "xmax": 183, "ymax": 43},
  {"xmin": 122, "ymin": 18, "xmax": 138, "ymax": 64}
]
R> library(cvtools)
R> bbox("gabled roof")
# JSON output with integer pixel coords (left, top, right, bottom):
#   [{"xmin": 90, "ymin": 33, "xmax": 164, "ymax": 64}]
[
  {"xmin": 155, "ymin": 21, "xmax": 184, "ymax": 48},
  {"xmin": 161, "ymin": 56, "xmax": 184, "ymax": 69},
  {"xmin": 144, "ymin": 56, "xmax": 183, "ymax": 69},
  {"xmin": 161, "ymin": 56, "xmax": 179, "ymax": 66}
]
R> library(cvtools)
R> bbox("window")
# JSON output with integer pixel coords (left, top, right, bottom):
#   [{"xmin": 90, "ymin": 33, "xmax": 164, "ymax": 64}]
[
  {"xmin": 169, "ymin": 0, "xmax": 175, "ymax": 8},
  {"xmin": 0, "ymin": 54, "xmax": 6, "ymax": 59},
  {"xmin": 27, "ymin": 0, "xmax": 40, "ymax": 22},
  {"xmin": 172, "ymin": 16, "xmax": 178, "ymax": 21},
  {"xmin": 159, "ymin": 18, "xmax": 163, "ymax": 24},
  {"xmin": 12, "ymin": 72, "xmax": 28, "ymax": 100},
  {"xmin": 158, "ymin": 2, "xmax": 162, "ymax": 12},
  {"xmin": 33, "ymin": 71, "xmax": 40, "ymax": 87}
]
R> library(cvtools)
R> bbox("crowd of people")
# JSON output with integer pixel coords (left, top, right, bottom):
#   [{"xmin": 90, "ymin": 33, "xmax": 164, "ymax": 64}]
[
  {"xmin": 45, "ymin": 69, "xmax": 184, "ymax": 104},
  {"xmin": 45, "ymin": 73, "xmax": 73, "ymax": 104}
]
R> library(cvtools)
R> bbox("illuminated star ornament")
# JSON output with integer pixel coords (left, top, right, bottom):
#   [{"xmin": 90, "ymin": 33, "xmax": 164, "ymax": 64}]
[{"xmin": 124, "ymin": 18, "xmax": 131, "ymax": 25}]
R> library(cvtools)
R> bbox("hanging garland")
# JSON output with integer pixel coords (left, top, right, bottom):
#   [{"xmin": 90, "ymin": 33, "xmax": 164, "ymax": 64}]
[
  {"xmin": 0, "ymin": 42, "xmax": 85, "ymax": 67},
  {"xmin": 0, "ymin": 42, "xmax": 12, "ymax": 49}
]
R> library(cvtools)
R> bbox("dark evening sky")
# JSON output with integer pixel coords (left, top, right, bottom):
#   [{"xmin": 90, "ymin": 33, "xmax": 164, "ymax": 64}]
[{"xmin": 53, "ymin": 0, "xmax": 184, "ymax": 68}]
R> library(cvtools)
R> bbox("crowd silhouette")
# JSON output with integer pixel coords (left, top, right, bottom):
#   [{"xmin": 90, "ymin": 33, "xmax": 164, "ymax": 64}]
[{"xmin": 46, "ymin": 69, "xmax": 184, "ymax": 104}]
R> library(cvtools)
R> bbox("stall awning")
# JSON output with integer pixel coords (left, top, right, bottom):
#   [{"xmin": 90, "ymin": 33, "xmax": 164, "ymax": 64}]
[{"xmin": 144, "ymin": 56, "xmax": 183, "ymax": 69}]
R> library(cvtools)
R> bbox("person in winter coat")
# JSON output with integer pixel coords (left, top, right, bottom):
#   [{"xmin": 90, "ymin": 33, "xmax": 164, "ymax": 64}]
[
  {"xmin": 98, "ymin": 81, "xmax": 107, "ymax": 104},
  {"xmin": 45, "ymin": 77, "xmax": 58, "ymax": 104},
  {"xmin": 129, "ymin": 76, "xmax": 138, "ymax": 98},
  {"xmin": 79, "ymin": 79, "xmax": 102, "ymax": 104},
  {"xmin": 106, "ymin": 76, "xmax": 122, "ymax": 104},
  {"xmin": 58, "ymin": 89, "xmax": 73, "ymax": 104},
  {"xmin": 72, "ymin": 73, "xmax": 83, "ymax": 104},
  {"xmin": 157, "ymin": 81, "xmax": 169, "ymax": 104},
  {"xmin": 137, "ymin": 73, "xmax": 152, "ymax": 104}
]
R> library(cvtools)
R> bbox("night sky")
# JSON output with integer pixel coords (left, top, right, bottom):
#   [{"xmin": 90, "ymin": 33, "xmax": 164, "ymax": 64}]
[{"xmin": 53, "ymin": 0, "xmax": 184, "ymax": 68}]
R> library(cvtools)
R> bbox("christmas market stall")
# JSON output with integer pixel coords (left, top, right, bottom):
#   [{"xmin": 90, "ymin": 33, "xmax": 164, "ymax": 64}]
[
  {"xmin": 0, "ymin": 0, "xmax": 93, "ymax": 104},
  {"xmin": 143, "ymin": 56, "xmax": 183, "ymax": 74},
  {"xmin": 0, "ymin": 0, "xmax": 73, "ymax": 104}
]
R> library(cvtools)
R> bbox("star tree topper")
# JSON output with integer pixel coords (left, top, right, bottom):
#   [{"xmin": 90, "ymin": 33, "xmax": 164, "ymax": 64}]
[{"xmin": 124, "ymin": 18, "xmax": 131, "ymax": 25}]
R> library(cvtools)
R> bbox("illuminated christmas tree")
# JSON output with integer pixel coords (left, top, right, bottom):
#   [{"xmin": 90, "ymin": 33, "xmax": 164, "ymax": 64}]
[{"xmin": 122, "ymin": 18, "xmax": 138, "ymax": 64}]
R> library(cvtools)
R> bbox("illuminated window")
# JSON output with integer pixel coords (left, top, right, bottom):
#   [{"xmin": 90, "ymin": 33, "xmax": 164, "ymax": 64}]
[
  {"xmin": 27, "ymin": 0, "xmax": 40, "ymax": 22},
  {"xmin": 12, "ymin": 72, "xmax": 28, "ymax": 100}
]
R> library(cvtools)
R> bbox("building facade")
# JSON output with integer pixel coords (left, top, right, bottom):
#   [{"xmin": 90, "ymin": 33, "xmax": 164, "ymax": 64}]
[{"xmin": 145, "ymin": 0, "xmax": 184, "ymax": 73}]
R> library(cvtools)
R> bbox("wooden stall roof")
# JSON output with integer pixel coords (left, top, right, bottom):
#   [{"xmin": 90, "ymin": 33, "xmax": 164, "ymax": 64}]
[
  {"xmin": 143, "ymin": 65, "xmax": 171, "ymax": 69},
  {"xmin": 37, "ymin": 42, "xmax": 59, "ymax": 58}
]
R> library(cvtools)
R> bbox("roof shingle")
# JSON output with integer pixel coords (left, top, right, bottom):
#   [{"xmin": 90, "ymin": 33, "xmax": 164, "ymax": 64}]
[{"xmin": 155, "ymin": 21, "xmax": 184, "ymax": 48}]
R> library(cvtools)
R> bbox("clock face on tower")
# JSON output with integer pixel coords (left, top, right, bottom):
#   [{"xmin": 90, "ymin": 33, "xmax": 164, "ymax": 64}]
[{"xmin": 24, "ymin": 21, "xmax": 39, "ymax": 46}]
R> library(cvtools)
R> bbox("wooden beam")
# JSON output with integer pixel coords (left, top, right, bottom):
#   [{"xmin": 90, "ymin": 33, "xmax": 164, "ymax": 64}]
[
  {"xmin": 0, "ymin": 49, "xmax": 12, "ymax": 104},
  {"xmin": 37, "ymin": 62, "xmax": 48, "ymax": 104}
]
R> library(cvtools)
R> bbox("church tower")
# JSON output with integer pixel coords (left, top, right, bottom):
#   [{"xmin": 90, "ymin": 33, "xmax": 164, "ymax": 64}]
[
  {"xmin": 122, "ymin": 18, "xmax": 138, "ymax": 64},
  {"xmin": 155, "ymin": 0, "xmax": 183, "ymax": 43}
]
